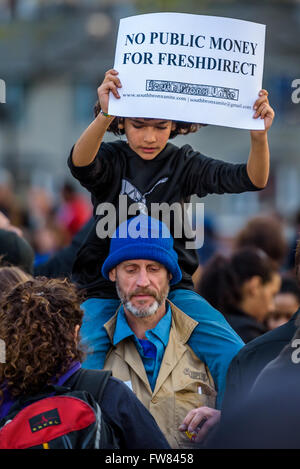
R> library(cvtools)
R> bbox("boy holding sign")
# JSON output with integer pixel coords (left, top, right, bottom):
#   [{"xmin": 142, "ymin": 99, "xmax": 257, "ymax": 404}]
[{"xmin": 68, "ymin": 68, "xmax": 274, "ymax": 408}]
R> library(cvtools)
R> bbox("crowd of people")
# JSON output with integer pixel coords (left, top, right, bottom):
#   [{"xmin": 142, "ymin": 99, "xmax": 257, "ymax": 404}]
[{"xmin": 0, "ymin": 68, "xmax": 300, "ymax": 449}]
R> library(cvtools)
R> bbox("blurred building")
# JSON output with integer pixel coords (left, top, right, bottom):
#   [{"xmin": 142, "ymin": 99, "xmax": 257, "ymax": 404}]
[
  {"xmin": 0, "ymin": 0, "xmax": 136, "ymax": 188},
  {"xmin": 0, "ymin": 0, "xmax": 299, "ymax": 239}
]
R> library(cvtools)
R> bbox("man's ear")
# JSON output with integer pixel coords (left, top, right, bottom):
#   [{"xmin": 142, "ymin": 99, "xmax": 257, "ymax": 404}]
[
  {"xmin": 109, "ymin": 268, "xmax": 116, "ymax": 282},
  {"xmin": 171, "ymin": 122, "xmax": 176, "ymax": 131}
]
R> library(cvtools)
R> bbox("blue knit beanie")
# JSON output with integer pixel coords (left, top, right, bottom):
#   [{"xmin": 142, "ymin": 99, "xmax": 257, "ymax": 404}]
[{"xmin": 101, "ymin": 215, "xmax": 182, "ymax": 286}]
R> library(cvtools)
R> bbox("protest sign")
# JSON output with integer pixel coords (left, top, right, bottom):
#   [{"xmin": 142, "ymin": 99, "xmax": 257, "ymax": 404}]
[{"xmin": 108, "ymin": 12, "xmax": 266, "ymax": 130}]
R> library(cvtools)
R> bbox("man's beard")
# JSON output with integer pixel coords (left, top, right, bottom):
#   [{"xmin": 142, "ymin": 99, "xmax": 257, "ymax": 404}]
[{"xmin": 115, "ymin": 280, "xmax": 169, "ymax": 318}]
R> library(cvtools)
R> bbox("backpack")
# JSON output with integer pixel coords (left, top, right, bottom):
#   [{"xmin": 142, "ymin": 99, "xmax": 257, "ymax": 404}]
[{"xmin": 0, "ymin": 369, "xmax": 120, "ymax": 449}]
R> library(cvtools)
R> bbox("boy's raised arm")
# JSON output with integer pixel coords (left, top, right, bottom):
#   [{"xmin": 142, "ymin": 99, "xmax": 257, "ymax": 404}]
[
  {"xmin": 72, "ymin": 70, "xmax": 121, "ymax": 167},
  {"xmin": 246, "ymin": 89, "xmax": 275, "ymax": 188}
]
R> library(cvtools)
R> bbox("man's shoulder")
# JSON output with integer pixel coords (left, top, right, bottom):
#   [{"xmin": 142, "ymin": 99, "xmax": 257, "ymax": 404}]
[
  {"xmin": 234, "ymin": 311, "xmax": 299, "ymax": 363},
  {"xmin": 100, "ymin": 140, "xmax": 127, "ymax": 154}
]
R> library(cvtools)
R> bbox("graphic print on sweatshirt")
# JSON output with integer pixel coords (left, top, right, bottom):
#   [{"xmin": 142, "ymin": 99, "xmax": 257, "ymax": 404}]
[{"xmin": 120, "ymin": 178, "xmax": 169, "ymax": 213}]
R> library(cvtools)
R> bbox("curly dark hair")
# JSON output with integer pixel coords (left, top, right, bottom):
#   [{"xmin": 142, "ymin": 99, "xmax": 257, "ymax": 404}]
[
  {"xmin": 0, "ymin": 277, "xmax": 86, "ymax": 404},
  {"xmin": 93, "ymin": 101, "xmax": 206, "ymax": 138}
]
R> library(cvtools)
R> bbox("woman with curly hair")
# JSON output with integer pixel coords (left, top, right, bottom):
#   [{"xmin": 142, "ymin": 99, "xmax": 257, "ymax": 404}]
[{"xmin": 0, "ymin": 277, "xmax": 169, "ymax": 449}]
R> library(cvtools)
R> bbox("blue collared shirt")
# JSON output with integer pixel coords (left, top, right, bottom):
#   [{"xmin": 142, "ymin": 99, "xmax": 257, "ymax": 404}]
[{"xmin": 113, "ymin": 304, "xmax": 172, "ymax": 391}]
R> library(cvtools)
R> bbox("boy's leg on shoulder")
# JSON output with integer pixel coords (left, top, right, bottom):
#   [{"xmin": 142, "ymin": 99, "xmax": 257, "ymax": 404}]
[{"xmin": 80, "ymin": 298, "xmax": 120, "ymax": 369}]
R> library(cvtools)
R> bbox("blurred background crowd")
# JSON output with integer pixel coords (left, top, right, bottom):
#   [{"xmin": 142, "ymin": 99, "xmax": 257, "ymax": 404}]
[{"xmin": 0, "ymin": 0, "xmax": 300, "ymax": 343}]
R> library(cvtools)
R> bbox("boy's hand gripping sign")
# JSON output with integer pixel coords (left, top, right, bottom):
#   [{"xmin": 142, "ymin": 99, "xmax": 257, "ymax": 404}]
[{"xmin": 108, "ymin": 12, "xmax": 266, "ymax": 130}]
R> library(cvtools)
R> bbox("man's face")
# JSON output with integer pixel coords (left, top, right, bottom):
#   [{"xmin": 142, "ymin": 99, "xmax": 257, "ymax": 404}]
[
  {"xmin": 109, "ymin": 259, "xmax": 170, "ymax": 318},
  {"xmin": 123, "ymin": 118, "xmax": 176, "ymax": 160}
]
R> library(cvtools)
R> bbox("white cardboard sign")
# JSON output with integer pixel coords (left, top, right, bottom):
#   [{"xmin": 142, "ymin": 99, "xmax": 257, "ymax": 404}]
[{"xmin": 108, "ymin": 12, "xmax": 266, "ymax": 130}]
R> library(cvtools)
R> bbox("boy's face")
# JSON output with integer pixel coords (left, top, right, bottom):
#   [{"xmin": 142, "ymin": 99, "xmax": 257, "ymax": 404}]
[{"xmin": 123, "ymin": 118, "xmax": 176, "ymax": 160}]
